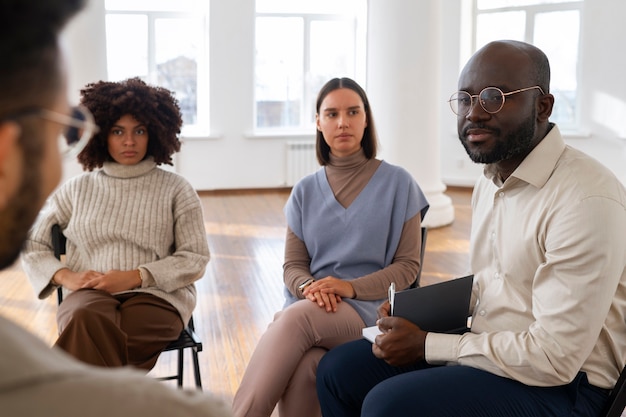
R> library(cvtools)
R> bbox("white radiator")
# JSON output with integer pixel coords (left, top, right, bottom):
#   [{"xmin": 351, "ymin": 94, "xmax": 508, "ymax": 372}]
[{"xmin": 285, "ymin": 141, "xmax": 317, "ymax": 186}]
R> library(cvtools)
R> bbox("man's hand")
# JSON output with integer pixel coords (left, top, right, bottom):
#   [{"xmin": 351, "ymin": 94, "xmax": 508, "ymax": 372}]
[
  {"xmin": 372, "ymin": 316, "xmax": 427, "ymax": 367},
  {"xmin": 303, "ymin": 276, "xmax": 353, "ymax": 312}
]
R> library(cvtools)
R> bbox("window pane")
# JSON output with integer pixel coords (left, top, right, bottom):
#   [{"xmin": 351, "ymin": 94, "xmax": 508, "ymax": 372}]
[
  {"xmin": 534, "ymin": 10, "xmax": 579, "ymax": 127},
  {"xmin": 310, "ymin": 20, "xmax": 355, "ymax": 82},
  {"xmin": 478, "ymin": 0, "xmax": 578, "ymax": 9},
  {"xmin": 307, "ymin": 20, "xmax": 356, "ymax": 124},
  {"xmin": 106, "ymin": 0, "xmax": 208, "ymax": 12},
  {"xmin": 155, "ymin": 18, "xmax": 202, "ymax": 126},
  {"xmin": 257, "ymin": 0, "xmax": 361, "ymax": 14},
  {"xmin": 254, "ymin": 1, "xmax": 366, "ymax": 130},
  {"xmin": 255, "ymin": 17, "xmax": 304, "ymax": 128},
  {"xmin": 476, "ymin": 11, "xmax": 525, "ymax": 50},
  {"xmin": 106, "ymin": 14, "xmax": 148, "ymax": 80}
]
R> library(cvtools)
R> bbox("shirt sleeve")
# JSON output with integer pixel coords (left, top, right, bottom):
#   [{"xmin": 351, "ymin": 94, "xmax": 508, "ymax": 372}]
[
  {"xmin": 283, "ymin": 227, "xmax": 315, "ymax": 298},
  {"xmin": 1, "ymin": 316, "xmax": 231, "ymax": 417},
  {"xmin": 426, "ymin": 195, "xmax": 626, "ymax": 387}
]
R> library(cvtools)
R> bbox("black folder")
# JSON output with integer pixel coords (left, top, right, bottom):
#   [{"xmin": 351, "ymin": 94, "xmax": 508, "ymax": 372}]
[{"xmin": 392, "ymin": 274, "xmax": 473, "ymax": 333}]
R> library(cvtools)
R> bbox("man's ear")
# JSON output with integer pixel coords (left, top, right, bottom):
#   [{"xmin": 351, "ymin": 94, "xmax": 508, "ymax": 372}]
[
  {"xmin": 0, "ymin": 121, "xmax": 22, "ymax": 210},
  {"xmin": 536, "ymin": 93, "xmax": 555, "ymax": 122}
]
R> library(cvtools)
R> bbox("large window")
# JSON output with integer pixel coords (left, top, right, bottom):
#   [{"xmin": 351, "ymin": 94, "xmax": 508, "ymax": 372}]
[
  {"xmin": 255, "ymin": 0, "xmax": 367, "ymax": 130},
  {"xmin": 470, "ymin": 0, "xmax": 583, "ymax": 130},
  {"xmin": 104, "ymin": 0, "xmax": 209, "ymax": 135}
]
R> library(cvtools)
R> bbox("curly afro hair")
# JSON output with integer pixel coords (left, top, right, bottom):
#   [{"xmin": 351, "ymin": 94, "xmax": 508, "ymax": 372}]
[{"xmin": 77, "ymin": 77, "xmax": 182, "ymax": 171}]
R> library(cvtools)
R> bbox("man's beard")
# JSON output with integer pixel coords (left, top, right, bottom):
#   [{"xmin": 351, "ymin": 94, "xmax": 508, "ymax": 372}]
[
  {"xmin": 460, "ymin": 110, "xmax": 537, "ymax": 164},
  {"xmin": 0, "ymin": 153, "xmax": 43, "ymax": 269}
]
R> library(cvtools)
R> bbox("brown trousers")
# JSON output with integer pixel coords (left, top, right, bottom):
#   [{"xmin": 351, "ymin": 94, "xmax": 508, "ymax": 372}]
[{"xmin": 55, "ymin": 289, "xmax": 183, "ymax": 371}]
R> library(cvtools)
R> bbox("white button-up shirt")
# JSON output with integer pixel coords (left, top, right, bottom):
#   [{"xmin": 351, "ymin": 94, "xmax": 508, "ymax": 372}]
[{"xmin": 426, "ymin": 126, "xmax": 626, "ymax": 389}]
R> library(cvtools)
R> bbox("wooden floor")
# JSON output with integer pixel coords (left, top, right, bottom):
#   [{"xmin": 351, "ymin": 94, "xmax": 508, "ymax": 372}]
[{"xmin": 0, "ymin": 186, "xmax": 472, "ymax": 405}]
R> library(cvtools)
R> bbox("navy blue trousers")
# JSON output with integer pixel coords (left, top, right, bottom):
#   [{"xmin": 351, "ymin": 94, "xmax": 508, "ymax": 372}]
[{"xmin": 316, "ymin": 339, "xmax": 609, "ymax": 417}]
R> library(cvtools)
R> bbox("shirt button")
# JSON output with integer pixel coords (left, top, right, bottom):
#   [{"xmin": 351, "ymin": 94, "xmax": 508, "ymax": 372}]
[
  {"xmin": 479, "ymin": 310, "xmax": 486, "ymax": 316},
  {"xmin": 494, "ymin": 272, "xmax": 500, "ymax": 279},
  {"xmin": 499, "ymin": 191, "xmax": 505, "ymax": 198}
]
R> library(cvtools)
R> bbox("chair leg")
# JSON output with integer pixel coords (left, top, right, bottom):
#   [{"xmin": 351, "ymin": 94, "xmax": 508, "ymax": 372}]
[
  {"xmin": 176, "ymin": 348, "xmax": 184, "ymax": 387},
  {"xmin": 192, "ymin": 347, "xmax": 202, "ymax": 390}
]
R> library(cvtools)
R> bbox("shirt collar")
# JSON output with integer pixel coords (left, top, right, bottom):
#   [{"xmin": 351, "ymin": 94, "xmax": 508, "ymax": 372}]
[{"xmin": 484, "ymin": 124, "xmax": 565, "ymax": 189}]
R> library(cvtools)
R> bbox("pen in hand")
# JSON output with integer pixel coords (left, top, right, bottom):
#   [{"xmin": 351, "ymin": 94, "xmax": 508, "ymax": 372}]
[{"xmin": 388, "ymin": 282, "xmax": 395, "ymax": 316}]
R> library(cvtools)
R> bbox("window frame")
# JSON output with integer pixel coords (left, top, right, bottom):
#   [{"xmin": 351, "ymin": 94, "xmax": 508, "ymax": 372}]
[
  {"xmin": 104, "ymin": 8, "xmax": 210, "ymax": 137},
  {"xmin": 467, "ymin": 0, "xmax": 584, "ymax": 131},
  {"xmin": 253, "ymin": 10, "xmax": 366, "ymax": 132}
]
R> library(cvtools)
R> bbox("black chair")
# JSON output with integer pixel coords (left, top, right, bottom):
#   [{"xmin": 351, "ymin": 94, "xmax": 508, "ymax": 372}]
[
  {"xmin": 602, "ymin": 364, "xmax": 626, "ymax": 417},
  {"xmin": 51, "ymin": 224, "xmax": 203, "ymax": 389},
  {"xmin": 410, "ymin": 226, "xmax": 428, "ymax": 289}
]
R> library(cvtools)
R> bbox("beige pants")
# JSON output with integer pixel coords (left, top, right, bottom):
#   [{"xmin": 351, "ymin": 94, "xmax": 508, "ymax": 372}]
[
  {"xmin": 56, "ymin": 288, "xmax": 183, "ymax": 371},
  {"xmin": 232, "ymin": 299, "xmax": 365, "ymax": 417}
]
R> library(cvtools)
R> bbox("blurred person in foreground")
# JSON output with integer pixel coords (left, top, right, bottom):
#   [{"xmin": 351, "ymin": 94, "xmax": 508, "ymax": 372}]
[{"xmin": 0, "ymin": 0, "xmax": 230, "ymax": 415}]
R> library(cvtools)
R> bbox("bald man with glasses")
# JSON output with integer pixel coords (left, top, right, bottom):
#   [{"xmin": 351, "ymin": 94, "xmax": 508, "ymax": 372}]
[{"xmin": 316, "ymin": 40, "xmax": 626, "ymax": 417}]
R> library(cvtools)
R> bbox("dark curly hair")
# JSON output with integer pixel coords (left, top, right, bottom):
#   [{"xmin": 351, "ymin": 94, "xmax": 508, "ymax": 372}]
[{"xmin": 77, "ymin": 77, "xmax": 182, "ymax": 170}]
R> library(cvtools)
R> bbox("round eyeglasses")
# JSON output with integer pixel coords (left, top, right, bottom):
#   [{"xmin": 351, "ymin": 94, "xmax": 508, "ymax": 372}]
[
  {"xmin": 1, "ymin": 105, "xmax": 99, "ymax": 159},
  {"xmin": 448, "ymin": 86, "xmax": 545, "ymax": 116},
  {"xmin": 37, "ymin": 105, "xmax": 99, "ymax": 158}
]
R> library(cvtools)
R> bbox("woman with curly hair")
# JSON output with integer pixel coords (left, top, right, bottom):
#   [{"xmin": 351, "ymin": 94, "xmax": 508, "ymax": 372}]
[{"xmin": 22, "ymin": 77, "xmax": 210, "ymax": 371}]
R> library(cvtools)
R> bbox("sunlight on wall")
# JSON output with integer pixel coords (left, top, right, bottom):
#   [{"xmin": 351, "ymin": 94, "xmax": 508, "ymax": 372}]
[{"xmin": 592, "ymin": 91, "xmax": 626, "ymax": 140}]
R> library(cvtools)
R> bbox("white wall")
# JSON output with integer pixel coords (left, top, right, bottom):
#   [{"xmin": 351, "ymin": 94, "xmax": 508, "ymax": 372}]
[
  {"xmin": 439, "ymin": 0, "xmax": 626, "ymax": 187},
  {"xmin": 63, "ymin": 0, "xmax": 626, "ymax": 190},
  {"xmin": 575, "ymin": 0, "xmax": 626, "ymax": 183}
]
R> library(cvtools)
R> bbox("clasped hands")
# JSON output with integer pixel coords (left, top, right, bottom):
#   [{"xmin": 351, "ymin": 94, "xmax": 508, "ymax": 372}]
[
  {"xmin": 302, "ymin": 276, "xmax": 355, "ymax": 313},
  {"xmin": 372, "ymin": 300, "xmax": 427, "ymax": 367},
  {"xmin": 52, "ymin": 268, "xmax": 142, "ymax": 294}
]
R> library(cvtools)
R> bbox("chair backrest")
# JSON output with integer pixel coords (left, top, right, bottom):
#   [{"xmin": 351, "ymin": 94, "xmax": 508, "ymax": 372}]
[
  {"xmin": 602, "ymin": 364, "xmax": 626, "ymax": 417},
  {"xmin": 51, "ymin": 224, "xmax": 67, "ymax": 305},
  {"xmin": 410, "ymin": 226, "xmax": 428, "ymax": 289}
]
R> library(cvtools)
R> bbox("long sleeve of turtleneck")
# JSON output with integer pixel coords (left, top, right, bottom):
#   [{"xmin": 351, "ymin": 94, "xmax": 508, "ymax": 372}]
[{"xmin": 283, "ymin": 150, "xmax": 424, "ymax": 300}]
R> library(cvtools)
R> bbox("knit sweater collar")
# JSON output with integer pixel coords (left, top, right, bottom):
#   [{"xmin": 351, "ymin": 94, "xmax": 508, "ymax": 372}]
[
  {"xmin": 327, "ymin": 148, "xmax": 368, "ymax": 171},
  {"xmin": 102, "ymin": 157, "xmax": 157, "ymax": 178}
]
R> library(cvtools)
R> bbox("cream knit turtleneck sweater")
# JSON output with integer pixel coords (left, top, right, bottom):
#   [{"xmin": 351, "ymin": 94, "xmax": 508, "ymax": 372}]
[{"xmin": 22, "ymin": 158, "xmax": 210, "ymax": 324}]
